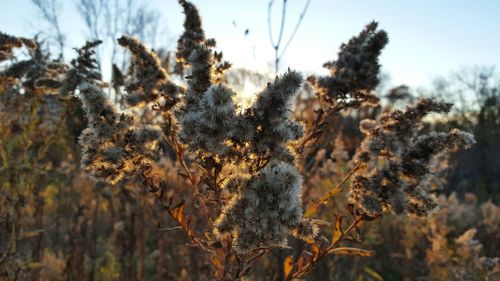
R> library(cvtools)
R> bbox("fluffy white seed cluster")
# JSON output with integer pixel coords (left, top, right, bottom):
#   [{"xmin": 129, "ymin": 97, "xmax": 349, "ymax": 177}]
[
  {"xmin": 249, "ymin": 69, "xmax": 304, "ymax": 162},
  {"xmin": 173, "ymin": 7, "xmax": 313, "ymax": 252},
  {"xmin": 175, "ymin": 0, "xmax": 207, "ymax": 75},
  {"xmin": 59, "ymin": 40, "xmax": 103, "ymax": 96},
  {"xmin": 78, "ymin": 82, "xmax": 160, "ymax": 184},
  {"xmin": 180, "ymin": 46, "xmax": 213, "ymax": 111},
  {"xmin": 350, "ymin": 99, "xmax": 475, "ymax": 217},
  {"xmin": 177, "ymin": 46, "xmax": 240, "ymax": 157},
  {"xmin": 309, "ymin": 22, "xmax": 388, "ymax": 111},
  {"xmin": 213, "ymin": 162, "xmax": 318, "ymax": 253},
  {"xmin": 117, "ymin": 36, "xmax": 180, "ymax": 108},
  {"xmin": 180, "ymin": 84, "xmax": 238, "ymax": 155},
  {"xmin": 178, "ymin": 46, "xmax": 304, "ymax": 162}
]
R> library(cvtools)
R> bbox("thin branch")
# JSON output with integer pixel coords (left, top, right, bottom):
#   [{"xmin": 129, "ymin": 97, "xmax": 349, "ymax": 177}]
[
  {"xmin": 275, "ymin": 0, "xmax": 288, "ymax": 49},
  {"xmin": 158, "ymin": 226, "xmax": 183, "ymax": 232},
  {"xmin": 30, "ymin": 0, "xmax": 65, "ymax": 59},
  {"xmin": 268, "ymin": 0, "xmax": 312, "ymax": 74},
  {"xmin": 279, "ymin": 0, "xmax": 311, "ymax": 58},
  {"xmin": 305, "ymin": 163, "xmax": 361, "ymax": 217},
  {"xmin": 267, "ymin": 0, "xmax": 276, "ymax": 47}
]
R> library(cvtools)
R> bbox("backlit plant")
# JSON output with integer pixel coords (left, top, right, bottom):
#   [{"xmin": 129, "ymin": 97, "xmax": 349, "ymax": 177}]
[{"xmin": 0, "ymin": 1, "xmax": 480, "ymax": 280}]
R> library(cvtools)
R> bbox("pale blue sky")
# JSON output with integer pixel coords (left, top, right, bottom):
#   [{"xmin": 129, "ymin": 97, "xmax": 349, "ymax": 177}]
[{"xmin": 1, "ymin": 0, "xmax": 499, "ymax": 88}]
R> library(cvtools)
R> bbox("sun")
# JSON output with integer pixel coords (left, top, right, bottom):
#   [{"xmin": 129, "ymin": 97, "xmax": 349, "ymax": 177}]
[{"xmin": 235, "ymin": 82, "xmax": 258, "ymax": 109}]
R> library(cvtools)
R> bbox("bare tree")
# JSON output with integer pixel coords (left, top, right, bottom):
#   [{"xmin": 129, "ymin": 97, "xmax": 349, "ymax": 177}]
[
  {"xmin": 76, "ymin": 0, "xmax": 104, "ymax": 67},
  {"xmin": 424, "ymin": 67, "xmax": 500, "ymax": 202},
  {"xmin": 30, "ymin": 0, "xmax": 66, "ymax": 59},
  {"xmin": 425, "ymin": 66, "xmax": 497, "ymax": 120},
  {"xmin": 102, "ymin": 0, "xmax": 161, "ymax": 70},
  {"xmin": 76, "ymin": 0, "xmax": 161, "ymax": 71},
  {"xmin": 267, "ymin": 0, "xmax": 311, "ymax": 74}
]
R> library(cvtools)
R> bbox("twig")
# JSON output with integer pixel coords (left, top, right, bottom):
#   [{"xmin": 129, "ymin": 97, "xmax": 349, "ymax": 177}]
[
  {"xmin": 287, "ymin": 215, "xmax": 365, "ymax": 280},
  {"xmin": 279, "ymin": 0, "xmax": 311, "ymax": 58},
  {"xmin": 305, "ymin": 163, "xmax": 361, "ymax": 217},
  {"xmin": 268, "ymin": 0, "xmax": 311, "ymax": 74},
  {"xmin": 158, "ymin": 226, "xmax": 183, "ymax": 232}
]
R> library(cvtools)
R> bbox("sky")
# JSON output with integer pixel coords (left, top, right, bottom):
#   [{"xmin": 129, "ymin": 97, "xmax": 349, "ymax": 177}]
[{"xmin": 1, "ymin": 0, "xmax": 499, "ymax": 89}]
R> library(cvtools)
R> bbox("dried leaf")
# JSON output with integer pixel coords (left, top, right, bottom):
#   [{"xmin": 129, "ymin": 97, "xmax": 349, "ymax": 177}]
[
  {"xmin": 310, "ymin": 244, "xmax": 320, "ymax": 259},
  {"xmin": 332, "ymin": 215, "xmax": 343, "ymax": 244},
  {"xmin": 211, "ymin": 256, "xmax": 224, "ymax": 279},
  {"xmin": 26, "ymin": 262, "xmax": 44, "ymax": 269},
  {"xmin": 283, "ymin": 255, "xmax": 294, "ymax": 278},
  {"xmin": 364, "ymin": 267, "xmax": 383, "ymax": 281},
  {"xmin": 170, "ymin": 203, "xmax": 185, "ymax": 224},
  {"xmin": 19, "ymin": 229, "xmax": 45, "ymax": 239},
  {"xmin": 211, "ymin": 256, "xmax": 222, "ymax": 268},
  {"xmin": 304, "ymin": 204, "xmax": 319, "ymax": 218},
  {"xmin": 328, "ymin": 247, "xmax": 374, "ymax": 257},
  {"xmin": 305, "ymin": 185, "xmax": 342, "ymax": 217}
]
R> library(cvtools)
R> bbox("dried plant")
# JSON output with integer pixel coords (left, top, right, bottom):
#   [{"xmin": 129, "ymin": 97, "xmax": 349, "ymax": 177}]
[
  {"xmin": 308, "ymin": 21, "xmax": 386, "ymax": 111},
  {"xmin": 0, "ymin": 1, "xmax": 483, "ymax": 280},
  {"xmin": 213, "ymin": 161, "xmax": 318, "ymax": 253},
  {"xmin": 350, "ymin": 99, "xmax": 475, "ymax": 217}
]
